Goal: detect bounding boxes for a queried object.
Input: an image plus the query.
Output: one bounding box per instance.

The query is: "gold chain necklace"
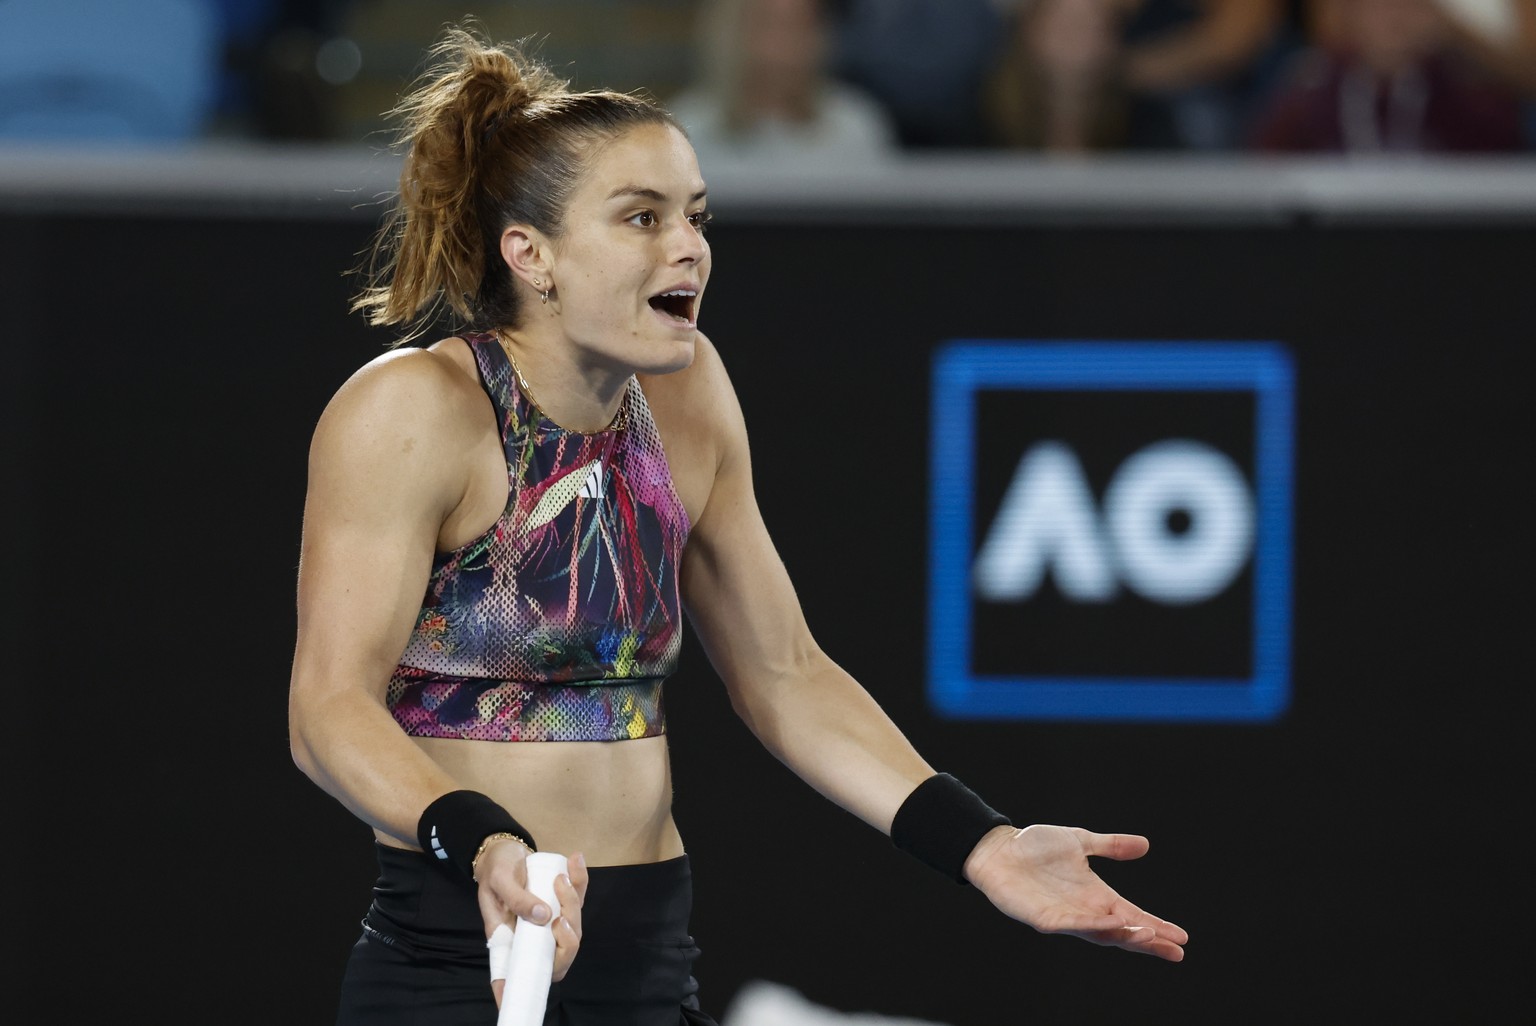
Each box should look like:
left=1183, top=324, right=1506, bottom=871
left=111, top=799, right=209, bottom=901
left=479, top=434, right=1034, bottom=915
left=493, top=330, right=628, bottom=434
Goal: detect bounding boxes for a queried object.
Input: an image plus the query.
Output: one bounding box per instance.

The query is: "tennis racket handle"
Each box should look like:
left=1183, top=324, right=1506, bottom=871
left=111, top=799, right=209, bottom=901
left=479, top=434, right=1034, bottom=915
left=497, top=852, right=568, bottom=1026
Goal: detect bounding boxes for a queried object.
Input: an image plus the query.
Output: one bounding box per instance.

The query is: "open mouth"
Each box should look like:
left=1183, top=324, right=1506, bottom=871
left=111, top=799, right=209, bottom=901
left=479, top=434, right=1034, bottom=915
left=648, top=289, right=697, bottom=325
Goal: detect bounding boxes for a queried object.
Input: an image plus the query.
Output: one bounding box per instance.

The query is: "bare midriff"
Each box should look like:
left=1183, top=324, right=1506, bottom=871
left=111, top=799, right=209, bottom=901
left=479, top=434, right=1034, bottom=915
left=375, top=734, right=684, bottom=866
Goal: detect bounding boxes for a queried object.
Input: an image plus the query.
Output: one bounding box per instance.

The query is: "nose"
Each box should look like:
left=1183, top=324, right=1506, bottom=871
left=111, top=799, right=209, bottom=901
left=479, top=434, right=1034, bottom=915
left=667, top=215, right=705, bottom=264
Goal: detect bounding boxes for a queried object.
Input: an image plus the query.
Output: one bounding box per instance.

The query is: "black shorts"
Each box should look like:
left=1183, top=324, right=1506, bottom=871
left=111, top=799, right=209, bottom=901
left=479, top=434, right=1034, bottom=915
left=336, top=843, right=718, bottom=1026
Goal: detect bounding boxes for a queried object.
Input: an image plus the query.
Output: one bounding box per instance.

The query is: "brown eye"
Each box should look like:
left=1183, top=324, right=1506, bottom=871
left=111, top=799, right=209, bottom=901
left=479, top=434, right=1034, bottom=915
left=630, top=211, right=657, bottom=228
left=688, top=211, right=713, bottom=233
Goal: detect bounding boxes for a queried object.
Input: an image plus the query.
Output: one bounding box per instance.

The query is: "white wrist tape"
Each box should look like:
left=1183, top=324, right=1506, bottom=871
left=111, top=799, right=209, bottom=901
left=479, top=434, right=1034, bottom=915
left=487, top=922, right=514, bottom=982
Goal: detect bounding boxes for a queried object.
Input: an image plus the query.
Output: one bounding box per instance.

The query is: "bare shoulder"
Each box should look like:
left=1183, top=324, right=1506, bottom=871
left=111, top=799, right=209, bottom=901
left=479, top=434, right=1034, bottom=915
left=313, top=337, right=485, bottom=455
left=305, top=338, right=493, bottom=533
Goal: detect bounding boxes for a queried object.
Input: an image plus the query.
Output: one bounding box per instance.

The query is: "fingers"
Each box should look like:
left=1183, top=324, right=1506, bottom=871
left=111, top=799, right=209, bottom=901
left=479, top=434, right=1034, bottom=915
left=478, top=887, right=547, bottom=939
left=1115, top=925, right=1186, bottom=962
left=551, top=912, right=582, bottom=981
left=483, top=854, right=587, bottom=988
left=1080, top=830, right=1151, bottom=862
left=567, top=851, right=589, bottom=898
left=478, top=886, right=508, bottom=938
left=1070, top=906, right=1188, bottom=962
left=1111, top=895, right=1188, bottom=946
left=479, top=875, right=552, bottom=928
left=1047, top=892, right=1189, bottom=962
left=480, top=852, right=585, bottom=933
left=476, top=842, right=555, bottom=928
left=1100, top=926, right=1186, bottom=961
left=1068, top=921, right=1187, bottom=962
left=554, top=855, right=586, bottom=933
left=550, top=853, right=586, bottom=982
left=1074, top=832, right=1185, bottom=959
left=1126, top=909, right=1188, bottom=947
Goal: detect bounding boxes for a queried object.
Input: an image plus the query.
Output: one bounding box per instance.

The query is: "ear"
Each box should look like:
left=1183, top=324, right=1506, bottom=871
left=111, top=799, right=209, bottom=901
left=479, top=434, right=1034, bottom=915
left=499, top=224, right=554, bottom=291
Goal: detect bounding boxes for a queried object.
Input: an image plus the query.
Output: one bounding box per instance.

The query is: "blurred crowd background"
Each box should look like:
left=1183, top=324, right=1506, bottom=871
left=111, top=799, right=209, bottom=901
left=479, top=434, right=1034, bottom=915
left=2, top=0, right=1534, bottom=159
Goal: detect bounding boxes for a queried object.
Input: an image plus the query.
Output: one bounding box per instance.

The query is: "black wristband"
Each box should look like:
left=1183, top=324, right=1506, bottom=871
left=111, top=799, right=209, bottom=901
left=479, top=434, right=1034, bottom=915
left=415, top=790, right=537, bottom=880
left=890, top=772, right=1012, bottom=885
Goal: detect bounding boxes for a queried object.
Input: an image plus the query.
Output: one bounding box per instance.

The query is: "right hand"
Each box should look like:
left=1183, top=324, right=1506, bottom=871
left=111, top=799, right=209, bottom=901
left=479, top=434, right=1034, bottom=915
left=476, top=839, right=590, bottom=1001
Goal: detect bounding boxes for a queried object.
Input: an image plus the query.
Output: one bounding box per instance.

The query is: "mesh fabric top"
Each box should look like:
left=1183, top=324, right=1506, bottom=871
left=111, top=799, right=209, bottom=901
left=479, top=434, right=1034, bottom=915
left=386, top=333, right=691, bottom=742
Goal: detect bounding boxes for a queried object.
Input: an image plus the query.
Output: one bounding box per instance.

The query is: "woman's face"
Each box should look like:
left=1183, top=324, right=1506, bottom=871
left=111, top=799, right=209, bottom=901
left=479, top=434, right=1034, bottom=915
left=743, top=0, right=825, bottom=93
left=546, top=122, right=712, bottom=376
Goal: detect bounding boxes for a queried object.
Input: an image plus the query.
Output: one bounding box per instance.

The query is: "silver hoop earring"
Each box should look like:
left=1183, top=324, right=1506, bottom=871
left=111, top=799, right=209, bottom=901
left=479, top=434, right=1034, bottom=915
left=541, top=289, right=551, bottom=305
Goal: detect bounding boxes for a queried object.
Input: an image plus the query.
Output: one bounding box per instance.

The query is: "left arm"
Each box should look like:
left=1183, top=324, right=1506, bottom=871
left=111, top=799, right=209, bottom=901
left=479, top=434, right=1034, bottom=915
left=673, top=338, right=1188, bottom=961
left=676, top=336, right=934, bottom=835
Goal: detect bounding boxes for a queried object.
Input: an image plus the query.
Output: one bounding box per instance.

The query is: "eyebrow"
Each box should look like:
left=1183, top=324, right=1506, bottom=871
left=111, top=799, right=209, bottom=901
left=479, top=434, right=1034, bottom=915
left=607, top=185, right=709, bottom=204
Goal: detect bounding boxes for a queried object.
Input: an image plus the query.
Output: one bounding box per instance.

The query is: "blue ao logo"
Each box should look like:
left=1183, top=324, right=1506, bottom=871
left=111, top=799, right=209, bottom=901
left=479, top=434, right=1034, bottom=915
left=927, top=341, right=1294, bottom=723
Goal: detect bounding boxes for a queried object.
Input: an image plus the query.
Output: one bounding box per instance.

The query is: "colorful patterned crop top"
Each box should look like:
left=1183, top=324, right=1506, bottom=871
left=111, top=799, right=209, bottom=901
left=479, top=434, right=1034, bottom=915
left=386, top=332, right=691, bottom=742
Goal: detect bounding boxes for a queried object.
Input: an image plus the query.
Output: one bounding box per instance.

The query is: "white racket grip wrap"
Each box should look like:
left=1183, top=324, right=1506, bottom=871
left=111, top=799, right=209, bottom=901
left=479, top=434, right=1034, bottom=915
left=487, top=923, right=514, bottom=982
left=497, top=852, right=568, bottom=1026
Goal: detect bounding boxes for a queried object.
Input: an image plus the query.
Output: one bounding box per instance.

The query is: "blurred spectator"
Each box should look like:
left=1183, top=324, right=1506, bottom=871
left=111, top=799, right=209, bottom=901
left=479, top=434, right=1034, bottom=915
left=666, top=0, right=899, bottom=163
left=1336, top=0, right=1536, bottom=145
left=1248, top=0, right=1527, bottom=153
left=987, top=0, right=1296, bottom=153
left=1314, top=0, right=1536, bottom=94
left=830, top=0, right=1009, bottom=147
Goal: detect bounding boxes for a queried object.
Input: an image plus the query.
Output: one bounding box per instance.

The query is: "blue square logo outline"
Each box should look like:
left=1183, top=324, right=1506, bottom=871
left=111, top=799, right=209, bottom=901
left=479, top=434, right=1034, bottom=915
left=927, top=340, right=1295, bottom=723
